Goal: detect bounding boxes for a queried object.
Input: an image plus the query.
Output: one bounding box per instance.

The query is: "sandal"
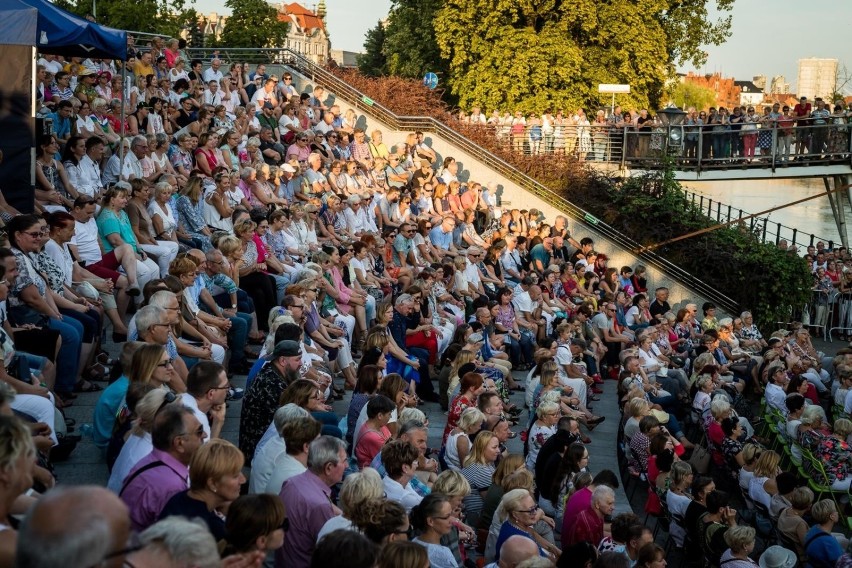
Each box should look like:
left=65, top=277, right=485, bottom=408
left=73, top=380, right=103, bottom=393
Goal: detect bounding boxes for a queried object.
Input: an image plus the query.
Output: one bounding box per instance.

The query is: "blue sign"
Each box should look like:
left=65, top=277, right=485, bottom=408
left=423, top=72, right=438, bottom=90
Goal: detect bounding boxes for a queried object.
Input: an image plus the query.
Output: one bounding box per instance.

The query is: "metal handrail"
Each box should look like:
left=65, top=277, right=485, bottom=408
left=187, top=47, right=741, bottom=313
left=679, top=189, right=835, bottom=251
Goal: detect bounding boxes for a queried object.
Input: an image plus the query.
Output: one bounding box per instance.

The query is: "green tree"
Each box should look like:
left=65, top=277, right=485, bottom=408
left=383, top=0, right=448, bottom=80
left=220, top=0, right=289, bottom=49
left=54, top=0, right=196, bottom=37
left=358, top=20, right=388, bottom=77
left=434, top=0, right=734, bottom=113
left=668, top=81, right=717, bottom=111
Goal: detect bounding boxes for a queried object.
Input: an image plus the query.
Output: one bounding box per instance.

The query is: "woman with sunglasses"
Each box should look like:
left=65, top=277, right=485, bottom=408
left=6, top=215, right=88, bottom=404
left=492, top=489, right=552, bottom=563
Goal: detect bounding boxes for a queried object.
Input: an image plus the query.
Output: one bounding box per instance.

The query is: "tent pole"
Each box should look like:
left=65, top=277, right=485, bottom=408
left=119, top=62, right=126, bottom=173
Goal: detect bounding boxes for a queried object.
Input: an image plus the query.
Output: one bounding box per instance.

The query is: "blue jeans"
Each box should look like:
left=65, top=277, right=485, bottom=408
left=227, top=313, right=250, bottom=365
left=50, top=316, right=83, bottom=393
left=214, top=290, right=255, bottom=314
left=59, top=307, right=100, bottom=342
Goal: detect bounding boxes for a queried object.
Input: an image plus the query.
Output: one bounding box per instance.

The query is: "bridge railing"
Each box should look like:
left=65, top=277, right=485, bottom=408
left=183, top=46, right=742, bottom=313
left=679, top=189, right=834, bottom=252
left=480, top=121, right=852, bottom=172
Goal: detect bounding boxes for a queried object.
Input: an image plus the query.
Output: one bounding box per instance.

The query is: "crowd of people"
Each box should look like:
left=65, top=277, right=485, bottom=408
left=0, top=37, right=844, bottom=568
left=456, top=97, right=852, bottom=164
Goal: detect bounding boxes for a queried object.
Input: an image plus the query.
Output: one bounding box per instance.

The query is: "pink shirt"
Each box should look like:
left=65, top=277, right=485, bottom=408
left=120, top=448, right=190, bottom=531
left=561, top=486, right=592, bottom=543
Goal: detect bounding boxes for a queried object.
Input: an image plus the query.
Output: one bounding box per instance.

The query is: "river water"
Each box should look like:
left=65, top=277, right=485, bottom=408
left=681, top=177, right=852, bottom=249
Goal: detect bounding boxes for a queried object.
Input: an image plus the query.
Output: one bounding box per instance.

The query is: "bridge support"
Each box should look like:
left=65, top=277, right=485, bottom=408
left=825, top=175, right=851, bottom=249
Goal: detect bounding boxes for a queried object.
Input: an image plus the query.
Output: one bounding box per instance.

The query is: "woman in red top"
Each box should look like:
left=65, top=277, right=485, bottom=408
left=443, top=372, right=484, bottom=443
left=194, top=131, right=223, bottom=177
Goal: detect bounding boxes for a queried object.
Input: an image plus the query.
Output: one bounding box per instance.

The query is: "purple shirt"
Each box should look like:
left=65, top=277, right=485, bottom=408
left=276, top=470, right=335, bottom=568
left=120, top=448, right=190, bottom=531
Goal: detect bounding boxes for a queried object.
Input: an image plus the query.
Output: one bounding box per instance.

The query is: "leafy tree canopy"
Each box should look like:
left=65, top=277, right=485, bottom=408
left=433, top=0, right=734, bottom=113
left=668, top=81, right=718, bottom=111
left=383, top=0, right=447, bottom=80
left=219, top=0, right=289, bottom=49
left=358, top=20, right=388, bottom=77
left=53, top=0, right=196, bottom=38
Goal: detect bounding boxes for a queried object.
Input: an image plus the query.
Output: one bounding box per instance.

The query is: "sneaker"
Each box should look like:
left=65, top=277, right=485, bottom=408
left=593, top=374, right=604, bottom=385
left=227, top=387, right=245, bottom=401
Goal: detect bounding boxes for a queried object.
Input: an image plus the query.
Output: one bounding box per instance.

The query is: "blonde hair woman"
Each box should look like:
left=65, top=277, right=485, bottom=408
left=748, top=450, right=781, bottom=511
left=447, top=350, right=476, bottom=399
left=432, top=469, right=474, bottom=562
left=488, top=489, right=560, bottom=564
left=460, top=430, right=501, bottom=528
left=444, top=406, right=485, bottom=471
left=0, top=416, right=36, bottom=565
left=107, top=387, right=175, bottom=493
left=317, top=467, right=383, bottom=541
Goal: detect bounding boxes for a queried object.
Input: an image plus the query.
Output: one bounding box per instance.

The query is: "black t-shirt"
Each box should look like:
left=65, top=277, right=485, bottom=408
left=649, top=299, right=671, bottom=322
left=159, top=490, right=226, bottom=542
left=411, top=168, right=434, bottom=189
left=637, top=116, right=653, bottom=132
left=259, top=140, right=279, bottom=164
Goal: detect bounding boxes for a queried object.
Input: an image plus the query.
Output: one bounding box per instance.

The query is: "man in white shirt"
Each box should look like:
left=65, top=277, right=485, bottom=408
left=342, top=195, right=367, bottom=236
left=380, top=440, right=423, bottom=514
left=765, top=364, right=789, bottom=416
left=314, top=112, right=335, bottom=136
left=183, top=361, right=228, bottom=440
left=264, top=416, right=321, bottom=495
left=463, top=248, right=486, bottom=297
left=74, top=137, right=106, bottom=199
left=500, top=235, right=523, bottom=285
left=249, top=404, right=310, bottom=494
left=202, top=58, right=223, bottom=85
left=251, top=78, right=278, bottom=109
left=513, top=283, right=543, bottom=337
left=203, top=80, right=222, bottom=106
left=121, top=136, right=148, bottom=181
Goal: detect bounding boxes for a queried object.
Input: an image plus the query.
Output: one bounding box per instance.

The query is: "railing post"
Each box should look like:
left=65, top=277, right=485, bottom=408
left=771, top=125, right=777, bottom=171
left=620, top=127, right=627, bottom=170
left=791, top=229, right=797, bottom=249
left=762, top=219, right=767, bottom=242
left=727, top=204, right=731, bottom=221
left=776, top=223, right=781, bottom=245
left=717, top=201, right=721, bottom=222
left=697, top=130, right=703, bottom=172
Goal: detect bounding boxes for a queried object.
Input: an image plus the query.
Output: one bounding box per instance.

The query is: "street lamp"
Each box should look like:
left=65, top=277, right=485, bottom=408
left=657, top=104, right=687, bottom=154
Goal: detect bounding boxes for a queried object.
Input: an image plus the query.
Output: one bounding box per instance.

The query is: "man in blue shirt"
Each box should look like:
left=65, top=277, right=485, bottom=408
left=49, top=100, right=74, bottom=146
left=428, top=216, right=459, bottom=260
left=389, top=294, right=437, bottom=402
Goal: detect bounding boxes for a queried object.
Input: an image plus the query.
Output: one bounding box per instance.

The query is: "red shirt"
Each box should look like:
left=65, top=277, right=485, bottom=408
left=568, top=507, right=604, bottom=547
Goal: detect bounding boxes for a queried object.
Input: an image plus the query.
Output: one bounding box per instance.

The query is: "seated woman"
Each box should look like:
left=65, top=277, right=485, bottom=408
left=222, top=494, right=285, bottom=559
left=35, top=134, right=76, bottom=213
left=804, top=500, right=846, bottom=568
left=0, top=414, right=42, bottom=565
left=125, top=179, right=179, bottom=277
left=718, top=525, right=759, bottom=568
left=491, top=489, right=555, bottom=563
left=0, top=263, right=58, bottom=445
left=443, top=407, right=485, bottom=472
left=30, top=216, right=104, bottom=383
left=813, top=418, right=852, bottom=491
left=280, top=379, right=342, bottom=439
left=317, top=246, right=369, bottom=346
left=6, top=215, right=88, bottom=403
left=224, top=223, right=277, bottom=332
left=201, top=170, right=235, bottom=233
left=410, top=494, right=459, bottom=567
left=159, top=439, right=245, bottom=541
left=175, top=177, right=214, bottom=252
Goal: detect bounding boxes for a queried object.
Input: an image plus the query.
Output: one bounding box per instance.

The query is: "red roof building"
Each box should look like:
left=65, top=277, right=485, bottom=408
left=276, top=1, right=330, bottom=64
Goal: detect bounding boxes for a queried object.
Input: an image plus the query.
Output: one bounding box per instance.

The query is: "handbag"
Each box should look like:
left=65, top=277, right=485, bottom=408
left=688, top=445, right=711, bottom=474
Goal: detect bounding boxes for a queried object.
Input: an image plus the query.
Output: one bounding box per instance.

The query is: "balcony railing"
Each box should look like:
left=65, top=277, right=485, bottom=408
left=459, top=121, right=852, bottom=172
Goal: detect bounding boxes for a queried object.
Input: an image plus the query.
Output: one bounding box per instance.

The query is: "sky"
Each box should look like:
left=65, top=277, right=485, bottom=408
left=192, top=0, right=851, bottom=92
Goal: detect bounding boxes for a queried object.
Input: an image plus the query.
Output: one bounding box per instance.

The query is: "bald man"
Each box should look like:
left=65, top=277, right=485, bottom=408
left=486, top=534, right=541, bottom=568
left=16, top=486, right=131, bottom=568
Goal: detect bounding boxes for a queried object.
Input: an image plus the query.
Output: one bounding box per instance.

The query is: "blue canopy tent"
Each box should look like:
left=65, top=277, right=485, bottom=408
left=0, top=0, right=127, bottom=60
left=0, top=0, right=127, bottom=211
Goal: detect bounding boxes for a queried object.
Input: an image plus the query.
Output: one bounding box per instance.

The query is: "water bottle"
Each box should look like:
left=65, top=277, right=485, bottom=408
left=80, top=424, right=94, bottom=440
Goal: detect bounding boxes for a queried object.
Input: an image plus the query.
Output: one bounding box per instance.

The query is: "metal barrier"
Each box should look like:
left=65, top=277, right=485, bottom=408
left=469, top=121, right=852, bottom=171
left=184, top=47, right=741, bottom=314
left=679, top=189, right=835, bottom=251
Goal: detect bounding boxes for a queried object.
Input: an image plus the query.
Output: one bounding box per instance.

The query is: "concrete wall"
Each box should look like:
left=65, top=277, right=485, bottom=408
left=286, top=69, right=726, bottom=317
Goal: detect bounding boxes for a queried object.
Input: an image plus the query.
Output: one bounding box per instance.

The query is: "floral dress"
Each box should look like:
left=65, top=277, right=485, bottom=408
left=721, top=436, right=743, bottom=480
left=443, top=394, right=474, bottom=443
left=175, top=195, right=213, bottom=252
left=814, top=436, right=851, bottom=486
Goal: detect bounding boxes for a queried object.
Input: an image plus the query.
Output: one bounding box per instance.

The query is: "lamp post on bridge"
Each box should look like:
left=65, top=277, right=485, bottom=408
left=657, top=104, right=687, bottom=156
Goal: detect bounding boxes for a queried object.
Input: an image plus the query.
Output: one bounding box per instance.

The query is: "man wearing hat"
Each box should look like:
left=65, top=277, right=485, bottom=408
left=239, top=340, right=303, bottom=460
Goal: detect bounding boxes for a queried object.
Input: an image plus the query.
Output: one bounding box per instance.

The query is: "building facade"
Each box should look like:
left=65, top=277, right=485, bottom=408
left=275, top=1, right=331, bottom=64
left=797, top=58, right=838, bottom=101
